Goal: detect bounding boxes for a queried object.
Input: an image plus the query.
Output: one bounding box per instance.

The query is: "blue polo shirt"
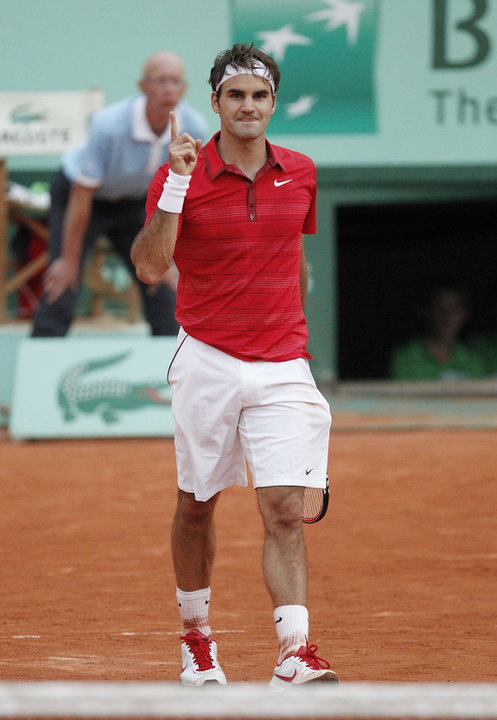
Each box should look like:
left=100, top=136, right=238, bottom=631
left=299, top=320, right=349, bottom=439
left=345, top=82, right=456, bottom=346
left=62, top=95, right=208, bottom=201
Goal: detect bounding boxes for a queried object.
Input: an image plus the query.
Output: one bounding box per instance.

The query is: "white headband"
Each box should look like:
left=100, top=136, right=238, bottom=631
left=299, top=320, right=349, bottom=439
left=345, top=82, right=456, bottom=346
left=215, top=62, right=275, bottom=93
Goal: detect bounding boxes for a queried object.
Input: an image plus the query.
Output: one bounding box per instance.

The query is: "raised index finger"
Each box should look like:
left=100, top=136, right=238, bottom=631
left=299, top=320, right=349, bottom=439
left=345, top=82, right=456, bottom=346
left=170, top=111, right=178, bottom=141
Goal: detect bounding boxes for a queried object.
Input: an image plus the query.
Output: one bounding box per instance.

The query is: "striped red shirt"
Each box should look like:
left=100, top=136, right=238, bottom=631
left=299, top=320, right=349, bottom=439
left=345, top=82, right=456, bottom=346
left=146, top=132, right=316, bottom=361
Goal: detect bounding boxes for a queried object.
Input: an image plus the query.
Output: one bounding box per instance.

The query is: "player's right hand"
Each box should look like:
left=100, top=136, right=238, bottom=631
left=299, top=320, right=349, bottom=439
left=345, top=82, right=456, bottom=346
left=168, top=111, right=202, bottom=176
left=43, top=257, right=78, bottom=304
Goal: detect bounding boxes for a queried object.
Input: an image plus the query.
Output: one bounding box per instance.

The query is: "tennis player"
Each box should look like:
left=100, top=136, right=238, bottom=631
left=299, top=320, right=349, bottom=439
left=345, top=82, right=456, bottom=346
left=131, top=43, right=338, bottom=689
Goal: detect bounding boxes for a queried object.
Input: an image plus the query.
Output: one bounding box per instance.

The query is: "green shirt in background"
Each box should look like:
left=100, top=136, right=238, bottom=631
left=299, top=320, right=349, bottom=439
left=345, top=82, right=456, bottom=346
left=467, top=334, right=497, bottom=377
left=390, top=338, right=488, bottom=381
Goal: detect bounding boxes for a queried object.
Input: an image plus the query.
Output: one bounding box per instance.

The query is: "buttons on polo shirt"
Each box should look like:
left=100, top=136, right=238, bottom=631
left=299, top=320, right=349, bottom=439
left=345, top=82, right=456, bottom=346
left=247, top=183, right=256, bottom=222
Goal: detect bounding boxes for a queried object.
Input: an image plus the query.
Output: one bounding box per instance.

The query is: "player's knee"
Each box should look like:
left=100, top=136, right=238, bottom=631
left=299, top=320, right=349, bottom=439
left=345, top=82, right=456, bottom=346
left=176, top=490, right=218, bottom=526
left=259, top=488, right=302, bottom=535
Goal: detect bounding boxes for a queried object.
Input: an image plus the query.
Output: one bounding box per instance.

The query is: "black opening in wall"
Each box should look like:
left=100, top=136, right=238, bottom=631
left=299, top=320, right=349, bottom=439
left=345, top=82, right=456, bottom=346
left=336, top=198, right=497, bottom=380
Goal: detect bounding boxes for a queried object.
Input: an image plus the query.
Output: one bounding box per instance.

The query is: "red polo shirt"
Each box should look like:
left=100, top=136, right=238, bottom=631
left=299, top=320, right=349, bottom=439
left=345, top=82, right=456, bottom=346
left=146, top=132, right=316, bottom=361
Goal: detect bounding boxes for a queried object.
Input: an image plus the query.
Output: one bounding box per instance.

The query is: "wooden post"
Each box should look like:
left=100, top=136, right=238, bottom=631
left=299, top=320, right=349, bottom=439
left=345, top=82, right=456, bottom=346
left=0, top=159, right=7, bottom=323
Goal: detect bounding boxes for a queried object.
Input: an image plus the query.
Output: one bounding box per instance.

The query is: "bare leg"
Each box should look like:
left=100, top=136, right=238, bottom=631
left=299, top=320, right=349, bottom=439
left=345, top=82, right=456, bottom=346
left=171, top=489, right=220, bottom=591
left=256, top=485, right=307, bottom=607
left=172, top=490, right=227, bottom=686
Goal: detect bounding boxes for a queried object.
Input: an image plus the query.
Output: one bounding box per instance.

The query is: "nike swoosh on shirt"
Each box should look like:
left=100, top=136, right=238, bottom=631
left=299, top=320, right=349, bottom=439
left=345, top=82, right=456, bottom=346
left=274, top=178, right=293, bottom=187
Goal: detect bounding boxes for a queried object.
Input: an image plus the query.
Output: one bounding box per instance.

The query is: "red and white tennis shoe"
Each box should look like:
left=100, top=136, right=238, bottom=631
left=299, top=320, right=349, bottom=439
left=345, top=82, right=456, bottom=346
left=180, top=629, right=227, bottom=687
left=269, top=642, right=339, bottom=689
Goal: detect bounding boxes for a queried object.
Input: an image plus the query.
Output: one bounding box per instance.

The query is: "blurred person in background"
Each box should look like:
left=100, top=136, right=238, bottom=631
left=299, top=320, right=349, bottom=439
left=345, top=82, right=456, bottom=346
left=468, top=285, right=497, bottom=377
left=390, top=279, right=487, bottom=380
left=31, top=50, right=208, bottom=337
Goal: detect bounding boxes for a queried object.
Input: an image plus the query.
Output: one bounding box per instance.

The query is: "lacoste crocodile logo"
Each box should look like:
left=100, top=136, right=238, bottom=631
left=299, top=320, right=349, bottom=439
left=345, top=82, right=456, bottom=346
left=10, top=103, right=47, bottom=124
left=57, top=350, right=171, bottom=424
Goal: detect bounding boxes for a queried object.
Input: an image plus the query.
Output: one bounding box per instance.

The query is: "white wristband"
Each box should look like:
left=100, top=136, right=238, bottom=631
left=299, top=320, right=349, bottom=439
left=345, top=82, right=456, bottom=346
left=157, top=169, right=191, bottom=214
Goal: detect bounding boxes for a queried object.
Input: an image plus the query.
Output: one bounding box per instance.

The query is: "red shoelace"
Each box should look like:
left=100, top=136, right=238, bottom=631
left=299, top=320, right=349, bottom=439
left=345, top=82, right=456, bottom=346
left=295, top=643, right=331, bottom=670
left=181, top=630, right=215, bottom=671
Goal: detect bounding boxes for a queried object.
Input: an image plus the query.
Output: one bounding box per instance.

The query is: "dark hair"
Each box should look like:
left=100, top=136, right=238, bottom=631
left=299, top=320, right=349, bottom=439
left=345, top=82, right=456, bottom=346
left=208, top=43, right=280, bottom=95
left=421, top=277, right=470, bottom=309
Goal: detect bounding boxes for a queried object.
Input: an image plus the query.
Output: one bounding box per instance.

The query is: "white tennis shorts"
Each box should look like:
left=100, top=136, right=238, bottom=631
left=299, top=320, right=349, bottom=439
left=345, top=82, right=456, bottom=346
left=167, top=329, right=332, bottom=502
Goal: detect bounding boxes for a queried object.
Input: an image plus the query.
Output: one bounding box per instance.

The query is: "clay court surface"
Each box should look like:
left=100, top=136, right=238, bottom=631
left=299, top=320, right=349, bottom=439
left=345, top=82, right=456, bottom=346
left=1, top=426, right=496, bottom=683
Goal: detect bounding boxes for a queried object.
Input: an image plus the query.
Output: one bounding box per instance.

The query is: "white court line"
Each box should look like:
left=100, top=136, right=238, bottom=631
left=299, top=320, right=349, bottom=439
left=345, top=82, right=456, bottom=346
left=116, top=629, right=246, bottom=636
left=7, top=629, right=246, bottom=640
left=0, top=682, right=497, bottom=718
left=47, top=657, right=102, bottom=662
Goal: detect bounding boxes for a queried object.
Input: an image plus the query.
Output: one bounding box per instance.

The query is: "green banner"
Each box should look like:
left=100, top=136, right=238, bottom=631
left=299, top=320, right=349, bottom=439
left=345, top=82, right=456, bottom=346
left=232, top=0, right=378, bottom=134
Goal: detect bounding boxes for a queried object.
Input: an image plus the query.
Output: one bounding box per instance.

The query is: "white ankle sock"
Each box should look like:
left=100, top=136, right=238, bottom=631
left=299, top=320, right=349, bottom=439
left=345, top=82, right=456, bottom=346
left=176, top=587, right=211, bottom=636
left=274, top=604, right=309, bottom=662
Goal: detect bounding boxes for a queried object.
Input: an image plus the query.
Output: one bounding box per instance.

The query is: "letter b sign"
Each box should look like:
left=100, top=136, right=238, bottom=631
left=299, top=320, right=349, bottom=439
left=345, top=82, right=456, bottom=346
left=433, top=0, right=491, bottom=68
